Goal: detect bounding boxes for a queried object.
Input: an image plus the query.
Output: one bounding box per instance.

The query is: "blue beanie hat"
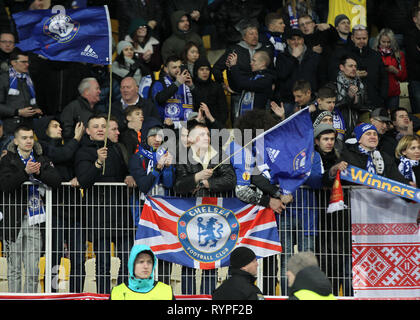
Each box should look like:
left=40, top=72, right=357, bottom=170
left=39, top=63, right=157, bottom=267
left=353, top=123, right=378, bottom=142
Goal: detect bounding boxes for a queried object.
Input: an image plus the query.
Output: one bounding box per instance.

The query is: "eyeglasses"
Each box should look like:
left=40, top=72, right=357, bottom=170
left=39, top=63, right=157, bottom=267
left=0, top=40, right=14, bottom=45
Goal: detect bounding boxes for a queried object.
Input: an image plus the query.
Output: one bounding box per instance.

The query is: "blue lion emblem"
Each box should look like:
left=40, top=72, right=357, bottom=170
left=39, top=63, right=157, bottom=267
left=197, top=217, right=223, bottom=247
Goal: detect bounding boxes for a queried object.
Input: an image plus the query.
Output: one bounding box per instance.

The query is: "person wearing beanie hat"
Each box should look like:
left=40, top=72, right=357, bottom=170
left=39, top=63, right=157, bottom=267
left=191, top=57, right=228, bottom=130
left=312, top=110, right=333, bottom=127
left=334, top=14, right=350, bottom=28
left=313, top=123, right=346, bottom=187
left=110, top=244, right=175, bottom=300
left=212, top=247, right=264, bottom=300
left=124, top=18, right=162, bottom=73
left=113, top=41, right=146, bottom=85
left=129, top=117, right=175, bottom=196
left=337, top=122, right=409, bottom=184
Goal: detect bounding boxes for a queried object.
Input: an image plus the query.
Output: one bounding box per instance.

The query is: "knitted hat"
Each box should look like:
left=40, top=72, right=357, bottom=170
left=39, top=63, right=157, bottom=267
left=314, top=123, right=336, bottom=139
left=229, top=247, right=256, bottom=269
left=312, top=110, right=333, bottom=127
left=128, top=18, right=148, bottom=36
left=117, top=41, right=133, bottom=55
left=353, top=123, right=378, bottom=142
left=334, top=14, right=350, bottom=27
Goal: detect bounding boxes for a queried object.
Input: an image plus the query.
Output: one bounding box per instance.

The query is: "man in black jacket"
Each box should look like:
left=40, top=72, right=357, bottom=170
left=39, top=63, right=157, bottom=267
left=328, top=25, right=388, bottom=109
left=174, top=120, right=236, bottom=197
left=212, top=21, right=272, bottom=125
left=227, top=50, right=275, bottom=119
left=212, top=246, right=264, bottom=300
left=0, top=50, right=43, bottom=135
left=273, top=28, right=320, bottom=115
left=111, top=76, right=160, bottom=131
left=74, top=114, right=133, bottom=294
left=60, top=77, right=101, bottom=140
left=0, top=125, right=61, bottom=293
left=338, top=123, right=410, bottom=185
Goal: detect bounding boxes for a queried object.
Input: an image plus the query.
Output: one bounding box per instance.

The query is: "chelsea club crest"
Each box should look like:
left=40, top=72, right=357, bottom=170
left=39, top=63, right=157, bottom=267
left=43, top=13, right=80, bottom=43
left=178, top=204, right=239, bottom=263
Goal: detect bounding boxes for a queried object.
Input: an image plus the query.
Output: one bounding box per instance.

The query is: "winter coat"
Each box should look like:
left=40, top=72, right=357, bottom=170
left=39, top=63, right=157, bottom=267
left=117, top=0, right=163, bottom=40
left=404, top=24, right=420, bottom=82
left=379, top=50, right=407, bottom=97
left=229, top=66, right=275, bottom=110
left=0, top=141, right=61, bottom=242
left=33, top=116, right=80, bottom=182
left=74, top=136, right=129, bottom=229
left=110, top=96, right=161, bottom=131
left=174, top=146, right=236, bottom=196
left=338, top=143, right=409, bottom=185
left=128, top=118, right=175, bottom=195
left=212, top=268, right=264, bottom=300
left=212, top=42, right=272, bottom=93
left=274, top=46, right=321, bottom=104
left=328, top=42, right=388, bottom=108
left=60, top=96, right=96, bottom=140
left=160, top=10, right=206, bottom=63
left=0, top=71, right=41, bottom=135
left=289, top=265, right=335, bottom=300
left=192, top=59, right=228, bottom=128
left=166, top=0, right=209, bottom=35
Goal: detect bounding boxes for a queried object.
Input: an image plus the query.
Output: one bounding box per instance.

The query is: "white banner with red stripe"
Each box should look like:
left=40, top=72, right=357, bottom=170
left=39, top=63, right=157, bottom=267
left=351, top=189, right=420, bottom=298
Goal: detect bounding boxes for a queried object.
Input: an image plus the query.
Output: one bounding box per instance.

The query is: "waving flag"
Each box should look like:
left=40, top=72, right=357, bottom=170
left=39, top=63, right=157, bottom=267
left=135, top=196, right=282, bottom=270
left=13, top=6, right=112, bottom=65
left=255, top=107, right=314, bottom=194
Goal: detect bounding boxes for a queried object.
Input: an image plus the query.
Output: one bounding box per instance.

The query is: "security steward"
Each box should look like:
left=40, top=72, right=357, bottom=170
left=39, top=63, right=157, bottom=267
left=110, top=244, right=175, bottom=300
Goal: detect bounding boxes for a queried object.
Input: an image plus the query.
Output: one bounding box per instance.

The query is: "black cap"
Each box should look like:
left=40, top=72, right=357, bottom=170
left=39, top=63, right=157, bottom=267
left=229, top=247, right=256, bottom=269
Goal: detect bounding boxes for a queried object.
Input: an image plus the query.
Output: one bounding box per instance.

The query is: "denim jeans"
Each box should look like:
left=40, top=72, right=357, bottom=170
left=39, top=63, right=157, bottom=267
left=6, top=215, right=43, bottom=293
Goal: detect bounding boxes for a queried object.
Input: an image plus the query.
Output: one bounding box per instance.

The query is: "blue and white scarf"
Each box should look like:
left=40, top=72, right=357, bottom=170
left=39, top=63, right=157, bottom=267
left=163, top=75, right=193, bottom=124
left=136, top=144, right=167, bottom=199
left=238, top=74, right=264, bottom=117
left=265, top=32, right=286, bottom=58
left=18, top=149, right=46, bottom=226
left=332, top=108, right=346, bottom=140
left=9, top=66, right=36, bottom=105
left=358, top=145, right=384, bottom=175
left=398, top=156, right=418, bottom=183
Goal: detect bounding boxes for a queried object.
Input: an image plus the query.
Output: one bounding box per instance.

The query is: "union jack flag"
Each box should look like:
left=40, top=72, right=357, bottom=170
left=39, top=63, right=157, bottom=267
left=135, top=196, right=282, bottom=269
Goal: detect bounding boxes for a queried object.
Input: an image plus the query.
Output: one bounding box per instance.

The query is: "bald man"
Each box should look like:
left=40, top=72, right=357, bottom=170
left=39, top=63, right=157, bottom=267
left=110, top=77, right=160, bottom=130
left=228, top=50, right=276, bottom=118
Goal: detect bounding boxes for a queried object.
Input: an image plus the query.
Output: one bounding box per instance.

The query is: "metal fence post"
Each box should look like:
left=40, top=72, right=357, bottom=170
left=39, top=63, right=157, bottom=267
left=44, top=187, right=52, bottom=293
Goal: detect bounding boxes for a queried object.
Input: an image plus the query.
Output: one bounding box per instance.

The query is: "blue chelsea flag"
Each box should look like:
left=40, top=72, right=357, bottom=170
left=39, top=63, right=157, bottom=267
left=255, top=107, right=314, bottom=195
left=13, top=6, right=112, bottom=65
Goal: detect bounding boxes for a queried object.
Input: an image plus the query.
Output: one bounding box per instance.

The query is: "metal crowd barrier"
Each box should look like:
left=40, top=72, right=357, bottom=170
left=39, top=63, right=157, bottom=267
left=0, top=183, right=354, bottom=297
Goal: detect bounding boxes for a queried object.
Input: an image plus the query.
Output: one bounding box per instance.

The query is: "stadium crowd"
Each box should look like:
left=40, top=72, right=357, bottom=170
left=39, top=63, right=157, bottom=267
left=0, top=0, right=420, bottom=299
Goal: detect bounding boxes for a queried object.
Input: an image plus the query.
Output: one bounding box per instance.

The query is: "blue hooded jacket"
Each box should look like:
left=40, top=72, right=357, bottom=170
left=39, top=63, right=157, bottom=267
left=127, top=244, right=157, bottom=293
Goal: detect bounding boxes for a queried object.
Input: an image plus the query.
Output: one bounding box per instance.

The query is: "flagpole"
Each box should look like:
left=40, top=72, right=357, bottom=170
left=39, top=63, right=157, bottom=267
left=212, top=107, right=310, bottom=170
left=102, top=64, right=112, bottom=175
left=102, top=4, right=113, bottom=175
